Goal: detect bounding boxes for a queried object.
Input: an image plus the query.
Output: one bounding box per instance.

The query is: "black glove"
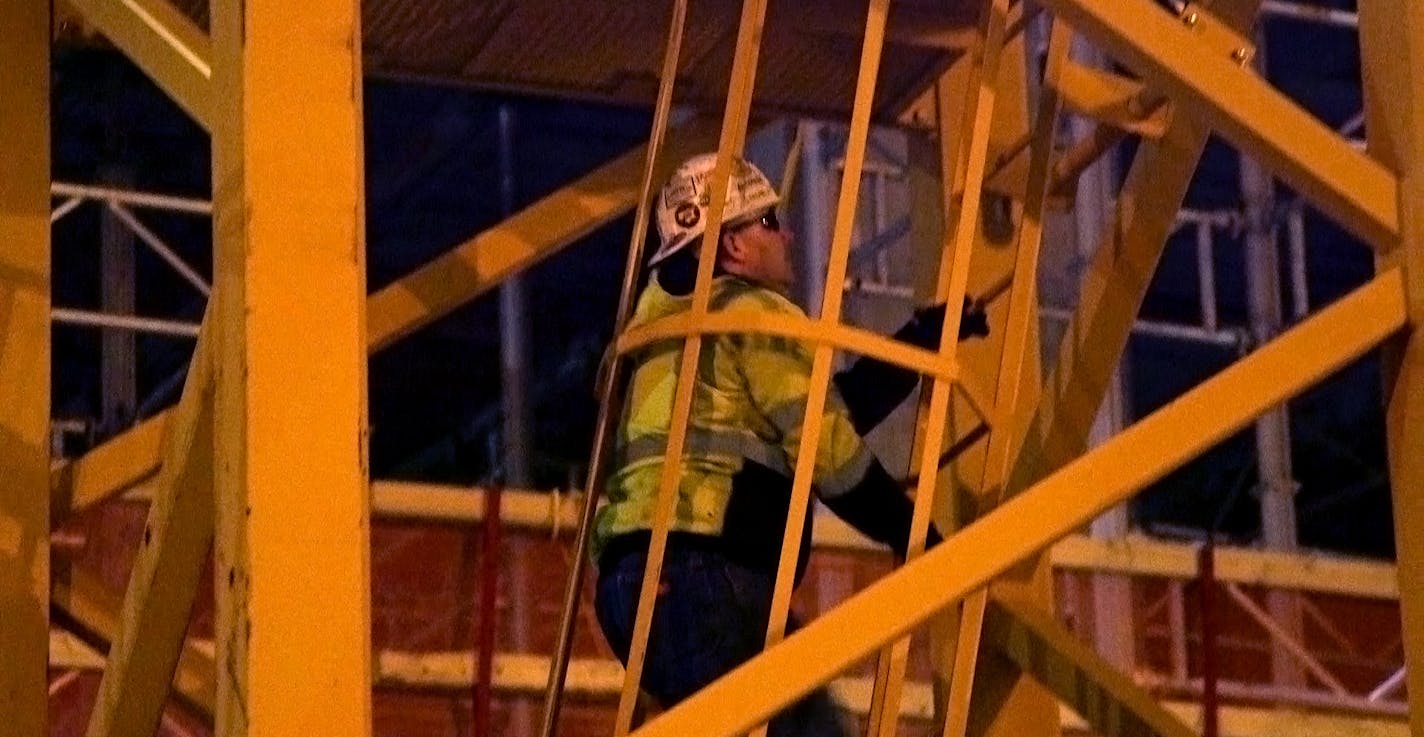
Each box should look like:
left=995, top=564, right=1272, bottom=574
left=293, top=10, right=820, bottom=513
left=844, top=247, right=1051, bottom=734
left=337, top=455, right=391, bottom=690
left=896, top=298, right=991, bottom=351
left=895, top=303, right=947, bottom=349
left=959, top=297, right=990, bottom=340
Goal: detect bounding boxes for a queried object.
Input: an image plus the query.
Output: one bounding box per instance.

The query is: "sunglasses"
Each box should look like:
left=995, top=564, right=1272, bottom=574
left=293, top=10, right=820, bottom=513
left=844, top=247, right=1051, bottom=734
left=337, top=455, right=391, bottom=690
left=734, top=209, right=781, bottom=233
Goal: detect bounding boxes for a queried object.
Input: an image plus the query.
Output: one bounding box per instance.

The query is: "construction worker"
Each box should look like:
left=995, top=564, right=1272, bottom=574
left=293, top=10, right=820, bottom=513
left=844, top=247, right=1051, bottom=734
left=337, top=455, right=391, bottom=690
left=591, top=153, right=987, bottom=735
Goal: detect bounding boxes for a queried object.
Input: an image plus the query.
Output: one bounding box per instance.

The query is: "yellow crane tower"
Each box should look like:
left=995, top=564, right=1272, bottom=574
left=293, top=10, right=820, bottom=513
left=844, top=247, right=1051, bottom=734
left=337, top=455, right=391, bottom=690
left=2, top=1, right=1420, bottom=736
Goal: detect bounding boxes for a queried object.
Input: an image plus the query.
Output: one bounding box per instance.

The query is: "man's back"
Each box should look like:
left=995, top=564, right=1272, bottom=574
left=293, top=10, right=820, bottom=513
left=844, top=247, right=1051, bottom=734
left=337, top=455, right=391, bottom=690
left=592, top=273, right=872, bottom=571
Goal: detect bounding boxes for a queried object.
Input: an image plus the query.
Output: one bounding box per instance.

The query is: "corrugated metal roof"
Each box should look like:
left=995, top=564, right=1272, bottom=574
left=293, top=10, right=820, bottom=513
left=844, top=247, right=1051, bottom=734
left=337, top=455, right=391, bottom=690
left=59, top=0, right=980, bottom=121
left=372, top=0, right=976, bottom=120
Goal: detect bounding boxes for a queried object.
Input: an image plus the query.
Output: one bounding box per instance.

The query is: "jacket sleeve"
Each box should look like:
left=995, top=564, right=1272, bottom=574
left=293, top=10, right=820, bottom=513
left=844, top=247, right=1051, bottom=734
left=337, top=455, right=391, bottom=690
left=727, top=290, right=941, bottom=557
left=724, top=290, right=878, bottom=500
left=817, top=457, right=920, bottom=557
left=833, top=355, right=919, bottom=435
left=833, top=301, right=991, bottom=434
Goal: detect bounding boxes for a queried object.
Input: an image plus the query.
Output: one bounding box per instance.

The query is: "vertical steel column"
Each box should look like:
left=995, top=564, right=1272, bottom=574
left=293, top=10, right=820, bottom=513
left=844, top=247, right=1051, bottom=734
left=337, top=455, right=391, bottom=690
left=777, top=4, right=896, bottom=735
left=495, top=103, right=535, bottom=737
left=539, top=4, right=687, bottom=733
left=1196, top=222, right=1220, bottom=330
left=1198, top=541, right=1220, bottom=737
left=1238, top=29, right=1305, bottom=689
left=798, top=120, right=831, bottom=316
left=1287, top=207, right=1310, bottom=320
left=473, top=487, right=503, bottom=737
left=937, top=3, right=1024, bottom=732
left=612, top=1, right=766, bottom=731
left=100, top=168, right=138, bottom=434
left=498, top=104, right=533, bottom=489
left=1072, top=35, right=1136, bottom=672
left=0, top=2, right=51, bottom=733
left=1360, top=1, right=1424, bottom=734
left=942, top=12, right=1061, bottom=737
left=210, top=0, right=371, bottom=734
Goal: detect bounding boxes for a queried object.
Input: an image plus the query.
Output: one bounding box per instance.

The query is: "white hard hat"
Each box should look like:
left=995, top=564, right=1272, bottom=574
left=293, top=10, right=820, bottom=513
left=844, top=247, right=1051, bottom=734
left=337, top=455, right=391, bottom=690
left=650, top=153, right=781, bottom=266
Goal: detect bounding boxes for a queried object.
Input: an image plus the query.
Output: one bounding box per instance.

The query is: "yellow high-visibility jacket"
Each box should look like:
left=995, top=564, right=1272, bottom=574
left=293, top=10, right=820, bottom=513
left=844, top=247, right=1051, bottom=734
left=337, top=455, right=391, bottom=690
left=592, top=273, right=918, bottom=573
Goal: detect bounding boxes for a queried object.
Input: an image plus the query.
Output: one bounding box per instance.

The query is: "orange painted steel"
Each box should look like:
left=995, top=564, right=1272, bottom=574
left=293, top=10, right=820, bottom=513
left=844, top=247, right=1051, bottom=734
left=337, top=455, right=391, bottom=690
left=1359, top=1, right=1424, bottom=733
left=614, top=311, right=984, bottom=419
left=611, top=0, right=769, bottom=732
left=625, top=270, right=1406, bottom=737
left=539, top=3, right=688, bottom=735
left=0, top=2, right=52, bottom=731
left=757, top=3, right=891, bottom=736
left=942, top=18, right=1072, bottom=737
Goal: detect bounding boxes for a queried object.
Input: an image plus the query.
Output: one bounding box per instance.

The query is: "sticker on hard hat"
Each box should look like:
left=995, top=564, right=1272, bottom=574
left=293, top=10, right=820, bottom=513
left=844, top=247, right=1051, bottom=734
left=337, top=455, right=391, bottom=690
left=663, top=177, right=699, bottom=208
left=674, top=202, right=700, bottom=228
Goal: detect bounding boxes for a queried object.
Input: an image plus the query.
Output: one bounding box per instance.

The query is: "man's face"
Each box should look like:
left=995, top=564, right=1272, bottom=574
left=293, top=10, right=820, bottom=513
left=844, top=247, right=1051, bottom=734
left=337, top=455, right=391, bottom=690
left=723, top=209, right=795, bottom=293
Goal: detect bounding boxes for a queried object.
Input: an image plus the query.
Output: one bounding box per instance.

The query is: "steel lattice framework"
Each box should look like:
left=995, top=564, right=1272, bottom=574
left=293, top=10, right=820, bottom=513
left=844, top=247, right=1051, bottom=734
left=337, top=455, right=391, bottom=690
left=1, top=0, right=1420, bottom=736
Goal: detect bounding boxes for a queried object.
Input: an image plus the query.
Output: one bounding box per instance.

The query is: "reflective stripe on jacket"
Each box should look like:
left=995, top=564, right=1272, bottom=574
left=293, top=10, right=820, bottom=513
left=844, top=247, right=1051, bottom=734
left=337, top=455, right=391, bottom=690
left=591, top=274, right=873, bottom=564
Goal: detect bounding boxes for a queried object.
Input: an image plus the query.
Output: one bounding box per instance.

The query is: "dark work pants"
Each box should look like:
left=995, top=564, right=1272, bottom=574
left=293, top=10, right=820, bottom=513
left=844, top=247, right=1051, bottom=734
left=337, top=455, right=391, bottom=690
left=595, top=545, right=853, bottom=737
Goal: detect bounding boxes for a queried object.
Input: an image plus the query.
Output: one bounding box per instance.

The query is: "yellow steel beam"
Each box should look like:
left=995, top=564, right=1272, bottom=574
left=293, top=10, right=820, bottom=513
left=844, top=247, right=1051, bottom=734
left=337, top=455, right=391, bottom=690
left=914, top=51, right=981, bottom=727
left=53, top=122, right=722, bottom=521
left=613, top=0, right=766, bottom=728
left=768, top=7, right=889, bottom=736
left=1043, top=0, right=1398, bottom=249
left=627, top=270, right=1407, bottom=737
left=210, top=0, right=370, bottom=733
left=1166, top=703, right=1408, bottom=737
left=84, top=326, right=214, bottom=737
left=614, top=302, right=998, bottom=418
left=0, top=1, right=51, bottom=731
left=51, top=412, right=166, bottom=518
left=994, top=42, right=1266, bottom=737
left=987, top=68, right=1166, bottom=206
left=1004, top=1, right=1248, bottom=504
left=370, top=486, right=1395, bottom=600
left=41, top=640, right=1415, bottom=737
left=1359, top=1, right=1424, bottom=733
left=63, top=0, right=212, bottom=130
left=51, top=568, right=215, bottom=716
left=1057, top=62, right=1169, bottom=139
left=1047, top=122, right=1141, bottom=202
left=984, top=595, right=1195, bottom=737
left=366, top=118, right=720, bottom=353
left=1051, top=533, right=1400, bottom=599
left=50, top=627, right=105, bottom=670
left=112, top=480, right=1406, bottom=597
left=944, top=19, right=1070, bottom=737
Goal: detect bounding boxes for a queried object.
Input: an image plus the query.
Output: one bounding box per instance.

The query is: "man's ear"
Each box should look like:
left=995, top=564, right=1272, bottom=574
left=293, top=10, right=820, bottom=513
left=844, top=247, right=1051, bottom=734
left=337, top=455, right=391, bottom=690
left=719, top=228, right=750, bottom=263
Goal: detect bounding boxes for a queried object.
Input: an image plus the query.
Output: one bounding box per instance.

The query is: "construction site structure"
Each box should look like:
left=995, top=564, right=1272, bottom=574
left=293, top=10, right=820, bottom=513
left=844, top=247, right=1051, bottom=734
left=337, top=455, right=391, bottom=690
left=1, top=0, right=1420, bottom=736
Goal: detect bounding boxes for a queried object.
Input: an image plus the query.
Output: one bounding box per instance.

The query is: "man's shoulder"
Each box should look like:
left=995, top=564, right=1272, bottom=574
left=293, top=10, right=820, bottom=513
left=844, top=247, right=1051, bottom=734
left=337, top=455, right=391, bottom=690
left=712, top=277, right=803, bottom=316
